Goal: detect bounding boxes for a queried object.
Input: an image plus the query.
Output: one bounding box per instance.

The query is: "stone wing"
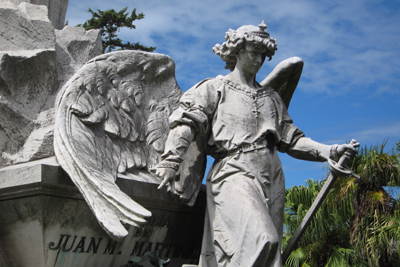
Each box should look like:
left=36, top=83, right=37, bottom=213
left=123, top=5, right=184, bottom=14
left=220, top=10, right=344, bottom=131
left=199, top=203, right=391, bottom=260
left=54, top=51, right=183, bottom=240
left=261, top=57, right=304, bottom=109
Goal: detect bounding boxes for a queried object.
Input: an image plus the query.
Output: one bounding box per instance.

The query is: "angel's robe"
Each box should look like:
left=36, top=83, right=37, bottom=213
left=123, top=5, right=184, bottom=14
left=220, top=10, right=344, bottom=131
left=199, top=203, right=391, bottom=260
left=158, top=76, right=332, bottom=267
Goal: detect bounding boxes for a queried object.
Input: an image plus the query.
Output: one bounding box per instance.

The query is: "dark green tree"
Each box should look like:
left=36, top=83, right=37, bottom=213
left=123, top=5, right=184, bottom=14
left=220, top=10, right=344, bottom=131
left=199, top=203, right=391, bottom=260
left=284, top=179, right=354, bottom=267
left=283, top=141, right=400, bottom=267
left=341, top=141, right=400, bottom=266
left=78, top=7, right=156, bottom=53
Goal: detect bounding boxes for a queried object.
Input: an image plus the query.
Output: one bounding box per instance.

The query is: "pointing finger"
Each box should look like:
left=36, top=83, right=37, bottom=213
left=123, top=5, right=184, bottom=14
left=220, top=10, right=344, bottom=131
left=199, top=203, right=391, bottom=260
left=158, top=178, right=169, bottom=190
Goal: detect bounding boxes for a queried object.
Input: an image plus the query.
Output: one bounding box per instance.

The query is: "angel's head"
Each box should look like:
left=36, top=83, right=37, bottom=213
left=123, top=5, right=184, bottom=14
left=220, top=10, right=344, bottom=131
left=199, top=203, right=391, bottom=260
left=213, top=21, right=278, bottom=71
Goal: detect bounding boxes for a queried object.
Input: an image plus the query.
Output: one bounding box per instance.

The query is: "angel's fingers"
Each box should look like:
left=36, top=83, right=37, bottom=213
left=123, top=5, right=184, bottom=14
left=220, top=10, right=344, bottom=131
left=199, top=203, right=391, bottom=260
left=158, top=178, right=169, bottom=190
left=347, top=144, right=359, bottom=154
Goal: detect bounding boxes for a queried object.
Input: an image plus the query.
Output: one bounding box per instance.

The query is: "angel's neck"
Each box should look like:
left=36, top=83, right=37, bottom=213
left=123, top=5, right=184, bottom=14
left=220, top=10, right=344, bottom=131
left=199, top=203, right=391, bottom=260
left=226, top=69, right=257, bottom=89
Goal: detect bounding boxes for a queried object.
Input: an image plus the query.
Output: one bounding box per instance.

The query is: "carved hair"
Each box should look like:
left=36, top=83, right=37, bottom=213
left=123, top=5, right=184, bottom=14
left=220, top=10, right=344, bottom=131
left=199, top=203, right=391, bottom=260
left=213, top=23, right=278, bottom=71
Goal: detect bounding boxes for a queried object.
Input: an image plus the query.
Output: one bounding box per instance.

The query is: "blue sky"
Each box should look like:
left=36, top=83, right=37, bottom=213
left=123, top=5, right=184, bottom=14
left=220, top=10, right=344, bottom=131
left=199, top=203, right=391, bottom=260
left=66, top=0, right=400, bottom=188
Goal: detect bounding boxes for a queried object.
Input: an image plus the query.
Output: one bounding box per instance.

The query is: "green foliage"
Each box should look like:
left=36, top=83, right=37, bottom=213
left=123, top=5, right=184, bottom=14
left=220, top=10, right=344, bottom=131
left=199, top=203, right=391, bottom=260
left=285, top=247, right=310, bottom=267
left=284, top=141, right=400, bottom=267
left=349, top=142, right=400, bottom=266
left=325, top=247, right=355, bottom=267
left=78, top=7, right=156, bottom=53
left=360, top=210, right=400, bottom=266
left=284, top=179, right=353, bottom=267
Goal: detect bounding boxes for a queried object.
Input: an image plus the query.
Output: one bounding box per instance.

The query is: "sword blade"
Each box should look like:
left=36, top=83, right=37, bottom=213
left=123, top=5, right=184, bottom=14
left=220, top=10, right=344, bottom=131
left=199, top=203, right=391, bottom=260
left=282, top=172, right=338, bottom=262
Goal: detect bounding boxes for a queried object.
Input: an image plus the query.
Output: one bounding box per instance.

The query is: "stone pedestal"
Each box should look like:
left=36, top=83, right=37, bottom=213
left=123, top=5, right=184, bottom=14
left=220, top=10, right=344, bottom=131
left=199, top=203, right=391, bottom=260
left=0, top=158, right=206, bottom=266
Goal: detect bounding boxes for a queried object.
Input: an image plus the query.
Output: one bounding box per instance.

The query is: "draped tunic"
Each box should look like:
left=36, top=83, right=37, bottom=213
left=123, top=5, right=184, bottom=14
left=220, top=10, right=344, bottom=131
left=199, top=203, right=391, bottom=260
left=158, top=76, right=331, bottom=267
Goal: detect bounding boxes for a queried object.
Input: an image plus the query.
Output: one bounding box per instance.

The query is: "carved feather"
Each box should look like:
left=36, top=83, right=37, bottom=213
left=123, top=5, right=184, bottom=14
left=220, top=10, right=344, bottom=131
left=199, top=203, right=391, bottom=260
left=146, top=104, right=170, bottom=153
left=54, top=51, right=184, bottom=240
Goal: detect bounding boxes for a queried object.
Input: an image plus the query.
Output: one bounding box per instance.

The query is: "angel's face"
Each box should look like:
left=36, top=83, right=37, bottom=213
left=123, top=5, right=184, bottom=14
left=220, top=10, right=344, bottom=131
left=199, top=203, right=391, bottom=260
left=236, top=43, right=266, bottom=75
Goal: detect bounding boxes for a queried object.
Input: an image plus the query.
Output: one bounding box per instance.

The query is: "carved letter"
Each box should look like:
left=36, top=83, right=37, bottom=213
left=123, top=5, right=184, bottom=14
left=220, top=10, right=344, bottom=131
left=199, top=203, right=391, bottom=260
left=103, top=240, right=118, bottom=254
left=86, top=237, right=103, bottom=253
left=73, top=237, right=86, bottom=253
left=62, top=235, right=77, bottom=252
left=49, top=235, right=65, bottom=250
left=130, top=241, right=145, bottom=256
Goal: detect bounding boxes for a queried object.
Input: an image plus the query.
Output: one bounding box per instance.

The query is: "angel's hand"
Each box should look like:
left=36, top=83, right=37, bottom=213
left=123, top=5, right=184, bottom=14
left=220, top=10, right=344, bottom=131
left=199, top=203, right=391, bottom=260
left=336, top=139, right=360, bottom=162
left=154, top=167, right=177, bottom=190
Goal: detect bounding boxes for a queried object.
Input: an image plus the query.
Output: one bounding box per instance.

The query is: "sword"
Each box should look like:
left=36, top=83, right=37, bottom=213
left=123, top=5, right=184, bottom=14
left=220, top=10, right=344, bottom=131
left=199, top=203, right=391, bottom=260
left=282, top=139, right=360, bottom=263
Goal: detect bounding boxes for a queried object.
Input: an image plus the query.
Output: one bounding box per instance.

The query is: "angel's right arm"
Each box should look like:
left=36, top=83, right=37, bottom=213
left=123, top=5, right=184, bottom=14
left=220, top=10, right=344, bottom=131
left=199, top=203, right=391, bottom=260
left=156, top=124, right=196, bottom=171
left=156, top=79, right=220, bottom=171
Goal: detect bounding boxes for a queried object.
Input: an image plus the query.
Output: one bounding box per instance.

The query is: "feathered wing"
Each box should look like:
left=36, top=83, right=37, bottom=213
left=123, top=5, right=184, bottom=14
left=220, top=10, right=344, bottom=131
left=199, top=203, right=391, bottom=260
left=261, top=57, right=304, bottom=109
left=54, top=51, right=183, bottom=240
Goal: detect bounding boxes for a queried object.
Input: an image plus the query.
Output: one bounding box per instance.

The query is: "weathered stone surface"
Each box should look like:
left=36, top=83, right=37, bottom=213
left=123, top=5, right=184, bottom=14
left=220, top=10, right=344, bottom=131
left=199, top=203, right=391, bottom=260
left=55, top=26, right=102, bottom=85
left=0, top=1, right=55, bottom=51
left=0, top=49, right=58, bottom=118
left=0, top=1, right=102, bottom=167
left=0, top=159, right=205, bottom=267
left=0, top=48, right=58, bottom=165
left=1, top=108, right=56, bottom=165
left=0, top=100, right=38, bottom=158
left=4, top=0, right=69, bottom=29
left=54, top=50, right=205, bottom=241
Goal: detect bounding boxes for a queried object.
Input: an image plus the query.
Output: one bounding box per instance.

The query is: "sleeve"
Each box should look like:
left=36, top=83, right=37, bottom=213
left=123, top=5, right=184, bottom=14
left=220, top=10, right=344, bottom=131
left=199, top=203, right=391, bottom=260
left=156, top=79, right=220, bottom=170
left=273, top=91, right=305, bottom=153
left=286, top=137, right=333, bottom=162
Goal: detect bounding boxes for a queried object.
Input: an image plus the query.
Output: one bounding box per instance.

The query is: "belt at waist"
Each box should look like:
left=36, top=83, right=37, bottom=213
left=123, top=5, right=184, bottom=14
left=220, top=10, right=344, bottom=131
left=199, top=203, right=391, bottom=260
left=227, top=139, right=269, bottom=156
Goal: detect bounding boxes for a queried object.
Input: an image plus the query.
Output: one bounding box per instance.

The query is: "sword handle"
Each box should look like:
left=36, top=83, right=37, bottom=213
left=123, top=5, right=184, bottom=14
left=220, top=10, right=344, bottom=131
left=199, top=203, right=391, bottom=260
left=330, top=139, right=360, bottom=178
left=338, top=139, right=359, bottom=165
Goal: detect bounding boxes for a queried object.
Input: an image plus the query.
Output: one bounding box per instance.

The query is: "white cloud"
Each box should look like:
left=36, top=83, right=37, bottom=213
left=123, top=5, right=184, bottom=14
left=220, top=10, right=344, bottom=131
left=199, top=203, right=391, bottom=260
left=64, top=0, right=400, bottom=186
left=65, top=0, right=400, bottom=97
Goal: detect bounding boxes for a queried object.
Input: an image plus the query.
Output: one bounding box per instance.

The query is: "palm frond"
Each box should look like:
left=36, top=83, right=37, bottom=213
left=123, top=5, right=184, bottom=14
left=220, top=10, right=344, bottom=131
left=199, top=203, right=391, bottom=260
left=326, top=246, right=355, bottom=267
left=284, top=247, right=305, bottom=267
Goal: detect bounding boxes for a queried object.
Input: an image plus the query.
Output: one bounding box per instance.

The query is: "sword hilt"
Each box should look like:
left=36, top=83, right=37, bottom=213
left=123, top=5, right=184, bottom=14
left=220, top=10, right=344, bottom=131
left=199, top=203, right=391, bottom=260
left=329, top=139, right=360, bottom=178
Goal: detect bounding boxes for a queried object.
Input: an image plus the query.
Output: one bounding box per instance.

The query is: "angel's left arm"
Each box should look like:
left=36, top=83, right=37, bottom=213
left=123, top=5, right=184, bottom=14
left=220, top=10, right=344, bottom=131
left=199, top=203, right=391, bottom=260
left=285, top=137, right=334, bottom=162
left=277, top=121, right=334, bottom=162
left=274, top=95, right=336, bottom=162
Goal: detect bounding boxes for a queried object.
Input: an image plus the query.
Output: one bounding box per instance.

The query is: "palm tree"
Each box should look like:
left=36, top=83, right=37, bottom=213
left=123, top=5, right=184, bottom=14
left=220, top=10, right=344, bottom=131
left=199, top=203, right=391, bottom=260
left=284, top=179, right=353, bottom=266
left=342, top=141, right=400, bottom=266
left=284, top=141, right=400, bottom=267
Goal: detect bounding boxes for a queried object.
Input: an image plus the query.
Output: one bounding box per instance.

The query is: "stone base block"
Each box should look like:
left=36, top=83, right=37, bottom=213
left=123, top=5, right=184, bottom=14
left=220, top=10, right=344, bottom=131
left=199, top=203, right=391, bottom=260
left=0, top=158, right=206, bottom=266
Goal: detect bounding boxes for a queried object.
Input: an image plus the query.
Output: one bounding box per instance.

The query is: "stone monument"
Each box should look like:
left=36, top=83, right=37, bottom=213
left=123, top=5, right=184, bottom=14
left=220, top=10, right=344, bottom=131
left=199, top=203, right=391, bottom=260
left=4, top=0, right=69, bottom=29
left=54, top=50, right=206, bottom=240
left=0, top=0, right=102, bottom=167
left=0, top=1, right=359, bottom=266
left=0, top=1, right=205, bottom=266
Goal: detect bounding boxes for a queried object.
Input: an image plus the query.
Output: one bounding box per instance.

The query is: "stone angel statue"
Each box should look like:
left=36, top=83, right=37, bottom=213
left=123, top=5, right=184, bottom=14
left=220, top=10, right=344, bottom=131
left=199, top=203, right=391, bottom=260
left=55, top=21, right=357, bottom=266
left=152, top=22, right=358, bottom=267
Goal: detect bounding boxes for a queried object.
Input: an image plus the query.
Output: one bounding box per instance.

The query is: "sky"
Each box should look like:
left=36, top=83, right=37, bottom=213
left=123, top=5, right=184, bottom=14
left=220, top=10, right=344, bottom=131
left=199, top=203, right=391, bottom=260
left=66, top=0, right=400, bottom=188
